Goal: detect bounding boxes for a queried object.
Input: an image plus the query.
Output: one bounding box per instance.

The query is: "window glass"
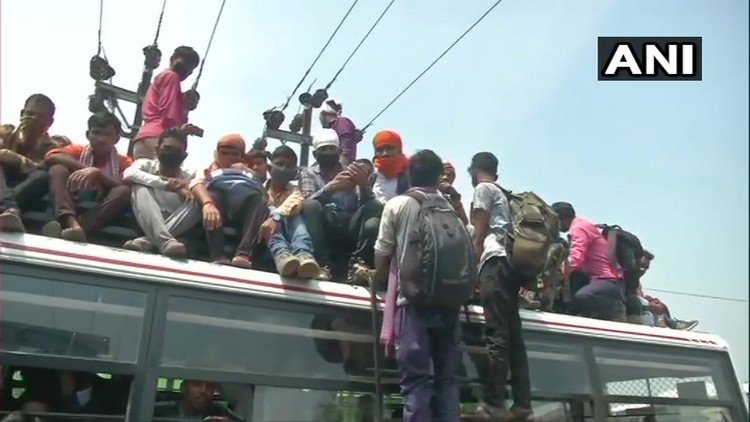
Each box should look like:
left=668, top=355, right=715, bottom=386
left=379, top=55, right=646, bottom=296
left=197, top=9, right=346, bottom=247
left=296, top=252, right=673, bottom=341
left=152, top=377, right=251, bottom=421
left=1, top=272, right=147, bottom=362
left=252, top=386, right=394, bottom=422
left=607, top=403, right=734, bottom=421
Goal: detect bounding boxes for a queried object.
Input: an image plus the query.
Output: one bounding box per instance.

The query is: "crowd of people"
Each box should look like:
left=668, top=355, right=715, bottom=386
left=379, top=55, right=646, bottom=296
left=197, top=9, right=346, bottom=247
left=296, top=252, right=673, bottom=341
left=0, top=45, right=698, bottom=422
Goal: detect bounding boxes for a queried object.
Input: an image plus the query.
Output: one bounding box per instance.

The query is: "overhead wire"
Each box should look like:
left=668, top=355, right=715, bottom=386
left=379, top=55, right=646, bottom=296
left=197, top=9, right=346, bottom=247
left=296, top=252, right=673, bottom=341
left=280, top=0, right=360, bottom=111
left=362, top=0, right=504, bottom=131
left=645, top=288, right=749, bottom=303
left=152, top=0, right=168, bottom=45
left=324, top=0, right=397, bottom=90
left=96, top=0, right=104, bottom=55
left=192, top=0, right=228, bottom=90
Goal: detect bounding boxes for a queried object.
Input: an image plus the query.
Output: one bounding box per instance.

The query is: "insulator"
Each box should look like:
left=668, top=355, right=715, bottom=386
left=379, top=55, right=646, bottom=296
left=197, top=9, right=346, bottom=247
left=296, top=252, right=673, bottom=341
left=263, top=109, right=285, bottom=130
left=354, top=129, right=364, bottom=144
left=88, top=93, right=107, bottom=113
left=143, top=44, right=162, bottom=70
left=298, top=92, right=312, bottom=107
left=89, top=55, right=116, bottom=81
left=184, top=89, right=200, bottom=111
left=311, top=89, right=328, bottom=108
left=289, top=113, right=304, bottom=133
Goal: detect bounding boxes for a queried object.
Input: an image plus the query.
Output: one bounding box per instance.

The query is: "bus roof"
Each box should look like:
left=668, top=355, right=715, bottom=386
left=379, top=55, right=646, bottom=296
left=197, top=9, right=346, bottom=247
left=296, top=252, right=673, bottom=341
left=0, top=232, right=728, bottom=352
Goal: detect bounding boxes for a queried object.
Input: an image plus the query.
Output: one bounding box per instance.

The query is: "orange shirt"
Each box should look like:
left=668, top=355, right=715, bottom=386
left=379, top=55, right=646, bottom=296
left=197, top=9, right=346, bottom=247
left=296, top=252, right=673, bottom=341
left=46, top=144, right=133, bottom=176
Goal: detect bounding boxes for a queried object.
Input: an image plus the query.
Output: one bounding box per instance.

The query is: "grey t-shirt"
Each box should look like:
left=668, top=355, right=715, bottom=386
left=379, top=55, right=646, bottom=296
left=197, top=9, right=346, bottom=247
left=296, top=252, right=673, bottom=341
left=471, top=182, right=511, bottom=270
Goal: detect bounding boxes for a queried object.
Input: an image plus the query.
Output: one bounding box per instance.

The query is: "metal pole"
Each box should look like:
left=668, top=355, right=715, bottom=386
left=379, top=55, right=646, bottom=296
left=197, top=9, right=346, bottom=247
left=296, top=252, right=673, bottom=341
left=300, top=105, right=313, bottom=167
left=127, top=67, right=155, bottom=156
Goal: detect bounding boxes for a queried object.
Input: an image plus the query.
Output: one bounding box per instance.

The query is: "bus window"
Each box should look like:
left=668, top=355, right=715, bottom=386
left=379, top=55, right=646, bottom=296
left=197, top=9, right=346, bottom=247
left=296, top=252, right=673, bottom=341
left=0, top=270, right=147, bottom=362
left=251, top=386, right=388, bottom=422
left=152, top=378, right=250, bottom=421
left=607, top=403, right=735, bottom=421
left=0, top=365, right=130, bottom=421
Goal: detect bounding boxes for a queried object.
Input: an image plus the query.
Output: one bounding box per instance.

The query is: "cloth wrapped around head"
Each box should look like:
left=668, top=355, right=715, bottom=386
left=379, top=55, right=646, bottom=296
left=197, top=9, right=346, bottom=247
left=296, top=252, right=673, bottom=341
left=373, top=130, right=409, bottom=179
left=321, top=99, right=342, bottom=116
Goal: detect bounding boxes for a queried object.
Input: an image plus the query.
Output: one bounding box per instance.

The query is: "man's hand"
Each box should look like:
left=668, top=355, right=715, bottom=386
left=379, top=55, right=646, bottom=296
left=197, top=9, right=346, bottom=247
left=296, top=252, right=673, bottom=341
left=68, top=167, right=101, bottom=190
left=202, top=202, right=222, bottom=230
left=231, top=162, right=252, bottom=172
left=260, top=217, right=280, bottom=242
left=347, top=162, right=370, bottom=188
left=331, top=171, right=355, bottom=191
left=181, top=123, right=204, bottom=137
left=178, top=188, right=194, bottom=202
left=166, top=178, right=189, bottom=192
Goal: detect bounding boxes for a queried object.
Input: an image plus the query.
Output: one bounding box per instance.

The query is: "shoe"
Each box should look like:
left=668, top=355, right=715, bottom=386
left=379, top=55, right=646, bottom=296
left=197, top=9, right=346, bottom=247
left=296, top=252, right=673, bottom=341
left=675, top=319, right=699, bottom=331
left=519, top=289, right=542, bottom=311
left=508, top=405, right=534, bottom=421
left=61, top=226, right=87, bottom=242
left=212, top=258, right=231, bottom=266
left=42, top=221, right=62, bottom=238
left=461, top=404, right=512, bottom=421
left=231, top=254, right=253, bottom=268
left=317, top=266, right=332, bottom=281
left=274, top=250, right=299, bottom=276
left=0, top=208, right=25, bottom=232
left=295, top=251, right=320, bottom=279
left=123, top=238, right=152, bottom=252
left=162, top=240, right=187, bottom=259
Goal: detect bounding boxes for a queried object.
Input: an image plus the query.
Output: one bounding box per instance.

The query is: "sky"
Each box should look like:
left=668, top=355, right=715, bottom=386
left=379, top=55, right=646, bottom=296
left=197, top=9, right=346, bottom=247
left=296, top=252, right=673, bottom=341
left=1, top=0, right=748, bottom=382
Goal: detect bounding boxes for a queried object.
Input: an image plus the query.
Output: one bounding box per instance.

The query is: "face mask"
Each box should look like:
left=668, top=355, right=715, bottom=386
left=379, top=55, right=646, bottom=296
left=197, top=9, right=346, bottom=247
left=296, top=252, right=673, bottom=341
left=316, top=152, right=339, bottom=169
left=158, top=150, right=186, bottom=167
left=270, top=165, right=296, bottom=185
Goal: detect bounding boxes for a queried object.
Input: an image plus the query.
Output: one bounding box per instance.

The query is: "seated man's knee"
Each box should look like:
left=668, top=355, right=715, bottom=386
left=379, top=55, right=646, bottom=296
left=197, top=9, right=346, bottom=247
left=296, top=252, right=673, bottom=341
left=362, top=217, right=380, bottom=238
left=48, top=164, right=70, bottom=177
left=303, top=199, right=323, bottom=215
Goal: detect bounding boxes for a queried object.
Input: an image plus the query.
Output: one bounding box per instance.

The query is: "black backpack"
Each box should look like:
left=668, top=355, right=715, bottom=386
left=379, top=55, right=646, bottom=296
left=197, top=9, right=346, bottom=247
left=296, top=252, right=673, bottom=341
left=399, top=190, right=477, bottom=309
left=598, top=224, right=645, bottom=292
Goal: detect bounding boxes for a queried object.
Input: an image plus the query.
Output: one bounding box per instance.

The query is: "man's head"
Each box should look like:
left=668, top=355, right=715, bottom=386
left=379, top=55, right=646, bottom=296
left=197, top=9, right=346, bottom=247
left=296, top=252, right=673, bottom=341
left=181, top=379, right=217, bottom=415
left=441, top=161, right=456, bottom=185
left=157, top=128, right=188, bottom=168
left=312, top=128, right=341, bottom=169
left=215, top=133, right=246, bottom=168
left=640, top=250, right=655, bottom=274
left=319, top=99, right=342, bottom=128
left=246, top=148, right=269, bottom=182
left=551, top=202, right=576, bottom=232
left=468, top=152, right=498, bottom=187
left=354, top=158, right=374, bottom=175
left=19, top=94, right=55, bottom=142
left=372, top=130, right=403, bottom=160
left=269, top=145, right=298, bottom=185
left=408, top=149, right=444, bottom=189
left=170, top=46, right=200, bottom=81
left=51, top=135, right=72, bottom=147
left=86, top=112, right=121, bottom=157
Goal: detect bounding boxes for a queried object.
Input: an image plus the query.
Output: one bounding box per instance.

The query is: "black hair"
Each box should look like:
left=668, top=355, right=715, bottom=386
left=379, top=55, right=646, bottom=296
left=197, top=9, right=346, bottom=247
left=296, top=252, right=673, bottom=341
left=408, top=149, right=444, bottom=188
left=171, top=46, right=200, bottom=67
left=24, top=93, right=55, bottom=118
left=551, top=202, right=576, bottom=220
left=246, top=148, right=268, bottom=162
left=87, top=111, right=122, bottom=134
left=324, top=99, right=342, bottom=114
left=271, top=145, right=298, bottom=165
left=354, top=158, right=373, bottom=167
left=643, top=250, right=655, bottom=260
left=158, top=127, right=188, bottom=149
left=469, top=151, right=498, bottom=176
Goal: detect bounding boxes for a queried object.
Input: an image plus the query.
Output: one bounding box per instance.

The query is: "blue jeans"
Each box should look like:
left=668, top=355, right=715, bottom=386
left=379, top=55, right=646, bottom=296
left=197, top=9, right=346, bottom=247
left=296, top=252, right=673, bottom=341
left=395, top=304, right=461, bottom=422
left=571, top=278, right=625, bottom=321
left=267, top=214, right=314, bottom=258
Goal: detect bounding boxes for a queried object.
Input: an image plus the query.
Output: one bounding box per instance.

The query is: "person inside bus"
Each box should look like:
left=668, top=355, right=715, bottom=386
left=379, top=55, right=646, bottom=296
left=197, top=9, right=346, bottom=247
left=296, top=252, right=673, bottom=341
left=261, top=145, right=320, bottom=278
left=299, top=129, right=381, bottom=281
left=42, top=112, right=133, bottom=242
left=153, top=379, right=244, bottom=421
left=0, top=94, right=60, bottom=233
left=57, top=371, right=115, bottom=416
left=133, top=46, right=204, bottom=159
left=122, top=128, right=201, bottom=258
left=190, top=134, right=268, bottom=268
left=319, top=98, right=359, bottom=166
left=373, top=149, right=463, bottom=421
left=371, top=130, right=410, bottom=205
left=552, top=202, right=626, bottom=322
left=464, top=152, right=533, bottom=421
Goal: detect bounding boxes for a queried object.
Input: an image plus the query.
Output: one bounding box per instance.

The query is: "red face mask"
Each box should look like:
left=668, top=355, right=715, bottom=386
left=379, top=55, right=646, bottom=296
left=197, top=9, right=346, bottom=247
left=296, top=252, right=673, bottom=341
left=375, top=154, right=409, bottom=179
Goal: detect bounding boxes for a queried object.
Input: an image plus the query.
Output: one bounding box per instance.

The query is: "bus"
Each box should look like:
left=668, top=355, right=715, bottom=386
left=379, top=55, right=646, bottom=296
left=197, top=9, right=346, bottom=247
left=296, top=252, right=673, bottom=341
left=1, top=231, right=747, bottom=421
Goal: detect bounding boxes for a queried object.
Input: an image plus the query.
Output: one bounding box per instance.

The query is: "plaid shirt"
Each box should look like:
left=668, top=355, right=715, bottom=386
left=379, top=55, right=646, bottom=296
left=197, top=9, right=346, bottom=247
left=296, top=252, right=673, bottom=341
left=298, top=163, right=368, bottom=214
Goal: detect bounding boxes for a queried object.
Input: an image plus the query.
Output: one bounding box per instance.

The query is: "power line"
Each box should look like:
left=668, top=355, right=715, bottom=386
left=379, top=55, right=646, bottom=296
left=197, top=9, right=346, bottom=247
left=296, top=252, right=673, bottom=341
left=152, top=0, right=168, bottom=45
left=362, top=0, right=503, bottom=131
left=325, top=0, right=397, bottom=90
left=193, top=0, right=228, bottom=90
left=645, top=288, right=749, bottom=303
left=280, top=0, right=360, bottom=111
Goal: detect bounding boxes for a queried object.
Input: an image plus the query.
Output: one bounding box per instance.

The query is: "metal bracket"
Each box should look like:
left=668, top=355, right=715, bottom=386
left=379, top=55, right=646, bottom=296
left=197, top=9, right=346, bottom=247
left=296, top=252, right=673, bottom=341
left=95, top=81, right=143, bottom=105
left=263, top=128, right=312, bottom=146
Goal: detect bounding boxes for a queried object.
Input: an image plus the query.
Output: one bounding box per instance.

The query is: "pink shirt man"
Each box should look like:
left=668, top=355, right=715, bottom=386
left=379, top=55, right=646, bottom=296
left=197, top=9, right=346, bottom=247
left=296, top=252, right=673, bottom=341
left=135, top=69, right=187, bottom=142
left=569, top=216, right=622, bottom=280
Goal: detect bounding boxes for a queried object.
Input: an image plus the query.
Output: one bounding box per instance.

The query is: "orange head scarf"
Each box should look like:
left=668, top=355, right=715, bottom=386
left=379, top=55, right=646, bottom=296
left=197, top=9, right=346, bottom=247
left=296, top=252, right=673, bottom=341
left=211, top=133, right=246, bottom=171
left=373, top=130, right=409, bottom=179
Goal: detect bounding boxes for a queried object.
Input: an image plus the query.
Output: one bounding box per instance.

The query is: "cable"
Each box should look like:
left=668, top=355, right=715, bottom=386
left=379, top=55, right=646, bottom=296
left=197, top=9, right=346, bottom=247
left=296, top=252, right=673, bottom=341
left=362, top=0, right=503, bottom=131
left=96, top=0, right=104, bottom=55
left=325, top=0, right=397, bottom=90
left=280, top=0, right=360, bottom=111
left=192, top=0, right=228, bottom=90
left=153, top=0, right=168, bottom=45
left=645, top=288, right=749, bottom=303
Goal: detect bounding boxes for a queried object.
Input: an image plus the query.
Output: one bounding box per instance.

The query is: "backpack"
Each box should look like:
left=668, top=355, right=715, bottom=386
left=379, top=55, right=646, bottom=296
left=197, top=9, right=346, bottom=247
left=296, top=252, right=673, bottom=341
left=501, top=188, right=562, bottom=291
left=399, top=190, right=477, bottom=309
left=598, top=224, right=644, bottom=292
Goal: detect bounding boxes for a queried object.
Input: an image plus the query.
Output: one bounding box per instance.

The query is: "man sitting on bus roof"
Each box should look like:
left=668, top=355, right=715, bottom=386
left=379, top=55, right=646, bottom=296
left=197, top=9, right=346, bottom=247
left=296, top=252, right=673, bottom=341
left=42, top=112, right=133, bottom=242
left=552, top=202, right=626, bottom=322
left=122, top=128, right=201, bottom=258
left=153, top=379, right=244, bottom=421
left=371, top=130, right=410, bottom=205
left=0, top=94, right=59, bottom=233
left=189, top=134, right=269, bottom=268
left=299, top=129, right=381, bottom=281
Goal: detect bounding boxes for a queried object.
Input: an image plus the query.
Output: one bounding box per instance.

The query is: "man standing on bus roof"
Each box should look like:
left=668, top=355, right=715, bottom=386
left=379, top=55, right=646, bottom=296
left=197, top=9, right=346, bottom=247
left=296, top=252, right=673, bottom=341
left=42, top=112, right=133, bottom=242
left=319, top=98, right=359, bottom=166
left=122, top=128, right=201, bottom=258
left=552, top=201, right=626, bottom=322
left=464, top=152, right=533, bottom=421
left=133, top=46, right=204, bottom=159
left=0, top=94, right=59, bottom=232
